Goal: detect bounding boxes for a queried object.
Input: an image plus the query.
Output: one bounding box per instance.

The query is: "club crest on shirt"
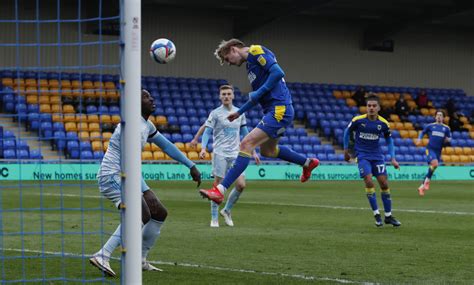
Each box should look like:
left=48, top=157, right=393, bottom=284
left=257, top=55, right=266, bottom=66
left=377, top=125, right=382, bottom=130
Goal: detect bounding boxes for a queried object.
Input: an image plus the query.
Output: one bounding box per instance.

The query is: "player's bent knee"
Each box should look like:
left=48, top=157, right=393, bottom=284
left=260, top=148, right=277, bottom=158
left=150, top=206, right=168, bottom=221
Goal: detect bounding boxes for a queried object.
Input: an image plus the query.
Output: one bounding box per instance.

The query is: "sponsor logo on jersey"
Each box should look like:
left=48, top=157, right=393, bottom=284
left=359, top=132, right=379, bottom=140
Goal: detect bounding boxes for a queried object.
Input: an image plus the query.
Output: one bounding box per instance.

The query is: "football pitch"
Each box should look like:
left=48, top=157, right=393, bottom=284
left=1, top=180, right=473, bottom=284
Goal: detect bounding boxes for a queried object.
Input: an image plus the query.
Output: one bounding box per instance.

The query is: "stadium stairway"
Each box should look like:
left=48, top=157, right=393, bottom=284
left=294, top=119, right=344, bottom=156
left=0, top=116, right=63, bottom=160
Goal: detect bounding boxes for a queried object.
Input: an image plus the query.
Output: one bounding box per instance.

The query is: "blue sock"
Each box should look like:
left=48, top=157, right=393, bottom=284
left=366, top=188, right=378, bottom=213
left=425, top=166, right=435, bottom=180
left=221, top=152, right=250, bottom=189
left=224, top=188, right=241, bottom=212
left=276, top=146, right=307, bottom=166
left=381, top=189, right=392, bottom=215
left=211, top=201, right=219, bottom=221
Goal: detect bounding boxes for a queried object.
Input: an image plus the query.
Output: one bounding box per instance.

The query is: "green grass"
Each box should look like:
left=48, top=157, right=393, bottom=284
left=1, top=180, right=473, bottom=284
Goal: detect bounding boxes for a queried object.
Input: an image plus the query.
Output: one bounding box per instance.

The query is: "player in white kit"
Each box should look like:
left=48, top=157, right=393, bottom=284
left=89, top=90, right=201, bottom=276
left=198, top=85, right=260, bottom=227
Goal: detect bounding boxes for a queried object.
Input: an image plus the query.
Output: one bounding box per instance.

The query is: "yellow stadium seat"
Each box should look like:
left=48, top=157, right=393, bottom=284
left=428, top=108, right=436, bottom=116
left=454, top=147, right=463, bottom=155
left=441, top=154, right=450, bottom=162
left=60, top=88, right=72, bottom=97
left=48, top=79, right=59, bottom=88
left=202, top=152, right=211, bottom=160
left=26, top=95, right=38, bottom=104
left=443, top=147, right=454, bottom=155
left=346, top=98, right=356, bottom=107
left=155, top=115, right=167, bottom=125
left=150, top=143, right=160, bottom=152
left=100, top=115, right=112, bottom=124
left=82, top=81, right=93, bottom=89
left=72, top=89, right=82, bottom=99
left=87, top=114, right=99, bottom=123
left=79, top=131, right=90, bottom=141
left=464, top=124, right=472, bottom=131
left=142, top=151, right=153, bottom=160
left=105, top=90, right=119, bottom=100
left=407, top=100, right=417, bottom=109
left=39, top=96, right=50, bottom=104
left=408, top=130, right=418, bottom=138
left=90, top=131, right=102, bottom=141
left=25, top=86, right=37, bottom=96
left=460, top=116, right=468, bottom=124
left=92, top=141, right=103, bottom=151
left=175, top=142, right=185, bottom=151
left=148, top=115, right=156, bottom=125
left=403, top=122, right=414, bottom=130
left=450, top=155, right=460, bottom=163
left=105, top=81, right=116, bottom=90
left=77, top=122, right=89, bottom=131
left=420, top=108, right=429, bottom=116
left=52, top=114, right=63, bottom=122
left=386, top=93, right=395, bottom=100
left=63, top=114, right=76, bottom=122
left=103, top=141, right=109, bottom=151
left=394, top=122, right=404, bottom=130
left=359, top=106, right=367, bottom=114
left=143, top=143, right=151, bottom=152
left=378, top=92, right=387, bottom=99
left=60, top=80, right=72, bottom=88
left=93, top=81, right=104, bottom=89
left=102, top=132, right=112, bottom=141
left=403, top=93, right=412, bottom=100
left=14, top=86, right=25, bottom=95
left=422, top=138, right=429, bottom=146
left=111, top=115, right=121, bottom=124
left=25, top=78, right=36, bottom=87
left=89, top=123, right=101, bottom=132
left=399, top=130, right=409, bottom=138
left=37, top=79, right=48, bottom=88
left=333, top=90, right=342, bottom=98
left=444, top=117, right=449, bottom=124
left=50, top=96, right=61, bottom=104
left=185, top=142, right=201, bottom=152
left=63, top=104, right=75, bottom=114
left=187, top=151, right=199, bottom=160
left=39, top=104, right=51, bottom=113
left=1, top=78, right=13, bottom=87
left=463, top=147, right=472, bottom=155
left=342, top=91, right=351, bottom=98
left=459, top=155, right=469, bottom=163
left=95, top=90, right=106, bottom=100
left=153, top=151, right=165, bottom=160
left=65, top=122, right=77, bottom=132
left=83, top=89, right=95, bottom=99
left=470, top=155, right=474, bottom=162
left=390, top=114, right=400, bottom=122
left=14, top=78, right=25, bottom=87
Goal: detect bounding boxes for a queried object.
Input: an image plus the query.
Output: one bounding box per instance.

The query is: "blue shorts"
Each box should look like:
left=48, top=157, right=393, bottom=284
left=98, top=174, right=150, bottom=209
left=357, top=159, right=387, bottom=178
left=256, top=104, right=294, bottom=139
left=426, top=148, right=441, bottom=164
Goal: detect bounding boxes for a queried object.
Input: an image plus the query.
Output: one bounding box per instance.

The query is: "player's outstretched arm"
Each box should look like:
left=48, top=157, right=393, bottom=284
left=234, top=64, right=285, bottom=118
left=199, top=127, right=212, bottom=159
left=190, top=123, right=206, bottom=147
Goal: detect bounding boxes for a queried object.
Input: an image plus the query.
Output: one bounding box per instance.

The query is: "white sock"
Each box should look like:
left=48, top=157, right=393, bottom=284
left=96, top=224, right=121, bottom=261
left=142, top=219, right=163, bottom=260
left=211, top=201, right=219, bottom=221
left=304, top=158, right=310, bottom=167
left=384, top=212, right=392, bottom=217
left=217, top=184, right=226, bottom=194
left=373, top=210, right=380, bottom=215
left=224, top=188, right=241, bottom=212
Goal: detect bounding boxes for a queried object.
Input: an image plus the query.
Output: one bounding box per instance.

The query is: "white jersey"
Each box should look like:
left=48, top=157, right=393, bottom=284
left=205, top=105, right=247, bottom=158
left=98, top=117, right=157, bottom=177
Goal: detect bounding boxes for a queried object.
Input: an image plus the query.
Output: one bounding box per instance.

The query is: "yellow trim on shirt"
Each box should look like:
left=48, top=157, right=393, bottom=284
left=249, top=45, right=265, bottom=56
left=352, top=114, right=368, bottom=122
left=377, top=115, right=391, bottom=128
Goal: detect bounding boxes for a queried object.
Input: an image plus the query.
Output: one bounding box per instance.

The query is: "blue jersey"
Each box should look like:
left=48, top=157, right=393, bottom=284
left=421, top=123, right=451, bottom=152
left=246, top=45, right=292, bottom=113
left=347, top=114, right=391, bottom=161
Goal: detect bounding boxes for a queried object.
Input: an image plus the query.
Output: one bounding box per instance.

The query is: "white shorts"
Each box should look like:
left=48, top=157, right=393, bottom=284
left=212, top=153, right=245, bottom=179
left=97, top=174, right=150, bottom=209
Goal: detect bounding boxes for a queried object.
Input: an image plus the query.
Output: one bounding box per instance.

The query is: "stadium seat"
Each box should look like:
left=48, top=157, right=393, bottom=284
left=93, top=151, right=104, bottom=160
left=187, top=151, right=199, bottom=160
left=142, top=151, right=153, bottom=160
left=153, top=151, right=165, bottom=160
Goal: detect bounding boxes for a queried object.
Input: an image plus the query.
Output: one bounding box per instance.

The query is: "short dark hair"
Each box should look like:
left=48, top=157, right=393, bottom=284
left=365, top=92, right=380, bottom=104
left=219, top=84, right=234, bottom=92
left=435, top=109, right=445, bottom=117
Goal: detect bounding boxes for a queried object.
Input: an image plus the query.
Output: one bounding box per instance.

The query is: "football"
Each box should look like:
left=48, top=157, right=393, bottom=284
left=149, top=38, right=176, bottom=64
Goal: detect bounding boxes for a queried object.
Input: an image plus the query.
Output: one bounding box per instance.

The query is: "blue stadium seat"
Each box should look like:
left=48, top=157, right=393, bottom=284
left=53, top=122, right=65, bottom=132
left=182, top=133, right=193, bottom=143
left=93, top=151, right=104, bottom=160
left=80, top=141, right=92, bottom=152
left=109, top=105, right=120, bottom=115
left=17, top=140, right=29, bottom=152
left=4, top=149, right=16, bottom=159
left=54, top=131, right=67, bottom=150
left=167, top=116, right=178, bottom=125
left=171, top=133, right=183, bottom=143
left=178, top=116, right=189, bottom=125
left=17, top=149, right=29, bottom=159
left=66, top=131, right=78, bottom=141
left=40, top=122, right=53, bottom=138
left=309, top=136, right=321, bottom=145
left=303, top=144, right=313, bottom=153
left=86, top=105, right=98, bottom=114
left=189, top=116, right=199, bottom=126
left=180, top=125, right=191, bottom=134
left=98, top=105, right=109, bottom=115
left=3, top=130, right=15, bottom=139
left=40, top=113, right=52, bottom=123
left=81, top=150, right=93, bottom=160
left=3, top=139, right=16, bottom=150
left=293, top=144, right=303, bottom=153
left=30, top=149, right=43, bottom=159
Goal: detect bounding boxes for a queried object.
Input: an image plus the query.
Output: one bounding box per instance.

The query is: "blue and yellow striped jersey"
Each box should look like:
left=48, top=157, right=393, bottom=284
left=421, top=123, right=451, bottom=152
left=246, top=45, right=291, bottom=112
left=347, top=114, right=391, bottom=160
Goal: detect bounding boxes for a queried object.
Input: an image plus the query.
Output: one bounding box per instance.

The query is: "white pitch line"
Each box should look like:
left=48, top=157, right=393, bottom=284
left=1, top=247, right=376, bottom=285
left=25, top=192, right=474, bottom=216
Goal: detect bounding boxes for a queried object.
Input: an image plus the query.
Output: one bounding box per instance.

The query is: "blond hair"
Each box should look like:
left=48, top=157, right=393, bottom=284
left=214, top=39, right=245, bottom=65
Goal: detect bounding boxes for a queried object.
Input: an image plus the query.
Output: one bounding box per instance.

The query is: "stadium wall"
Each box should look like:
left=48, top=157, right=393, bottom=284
left=0, top=4, right=473, bottom=95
